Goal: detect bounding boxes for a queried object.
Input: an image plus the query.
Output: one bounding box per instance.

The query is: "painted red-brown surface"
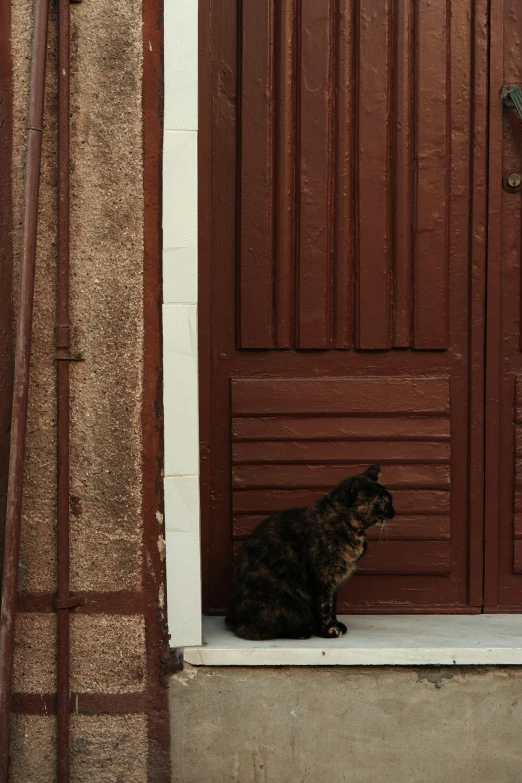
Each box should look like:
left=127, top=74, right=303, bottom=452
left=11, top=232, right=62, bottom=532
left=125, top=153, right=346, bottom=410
left=484, top=0, right=522, bottom=611
left=201, top=0, right=490, bottom=613
left=0, top=0, right=13, bottom=587
left=141, top=0, right=172, bottom=776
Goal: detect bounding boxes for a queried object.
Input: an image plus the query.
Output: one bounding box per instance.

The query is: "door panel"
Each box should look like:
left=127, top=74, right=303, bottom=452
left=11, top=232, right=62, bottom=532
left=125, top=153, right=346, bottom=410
left=485, top=0, right=522, bottom=610
left=202, top=0, right=488, bottom=613
left=231, top=377, right=454, bottom=586
left=239, top=1, right=455, bottom=353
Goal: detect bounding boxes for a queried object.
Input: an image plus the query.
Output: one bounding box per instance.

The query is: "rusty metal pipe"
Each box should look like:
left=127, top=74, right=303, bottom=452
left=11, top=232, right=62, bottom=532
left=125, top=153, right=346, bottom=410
left=0, top=0, right=51, bottom=777
left=56, top=0, right=72, bottom=778
left=0, top=0, right=14, bottom=587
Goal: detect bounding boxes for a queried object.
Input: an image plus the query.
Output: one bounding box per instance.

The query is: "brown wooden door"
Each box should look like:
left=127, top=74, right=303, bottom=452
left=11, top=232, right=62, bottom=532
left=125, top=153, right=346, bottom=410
left=200, top=0, right=488, bottom=613
left=485, top=0, right=522, bottom=611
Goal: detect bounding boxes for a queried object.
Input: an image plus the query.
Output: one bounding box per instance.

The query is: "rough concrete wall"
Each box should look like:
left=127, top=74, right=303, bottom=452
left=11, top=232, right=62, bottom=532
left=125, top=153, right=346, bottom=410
left=170, top=665, right=522, bottom=783
left=68, top=0, right=144, bottom=593
left=10, top=714, right=148, bottom=783
left=8, top=0, right=165, bottom=779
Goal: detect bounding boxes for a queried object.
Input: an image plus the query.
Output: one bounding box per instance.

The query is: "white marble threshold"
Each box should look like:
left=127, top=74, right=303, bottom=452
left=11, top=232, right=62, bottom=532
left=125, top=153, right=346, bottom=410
left=182, top=614, right=522, bottom=666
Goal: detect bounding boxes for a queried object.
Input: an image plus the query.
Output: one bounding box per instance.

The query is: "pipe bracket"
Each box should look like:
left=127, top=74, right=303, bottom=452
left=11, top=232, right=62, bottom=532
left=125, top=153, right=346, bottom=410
left=54, top=595, right=87, bottom=609
left=54, top=596, right=86, bottom=610
left=56, top=350, right=84, bottom=361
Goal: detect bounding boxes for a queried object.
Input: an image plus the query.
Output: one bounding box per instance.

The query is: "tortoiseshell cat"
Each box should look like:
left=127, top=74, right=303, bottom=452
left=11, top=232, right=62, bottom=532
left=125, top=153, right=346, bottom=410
left=226, top=464, right=395, bottom=640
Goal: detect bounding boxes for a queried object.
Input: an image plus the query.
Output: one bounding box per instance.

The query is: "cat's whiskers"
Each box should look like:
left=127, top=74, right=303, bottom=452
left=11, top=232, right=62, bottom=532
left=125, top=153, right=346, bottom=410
left=379, top=519, right=389, bottom=542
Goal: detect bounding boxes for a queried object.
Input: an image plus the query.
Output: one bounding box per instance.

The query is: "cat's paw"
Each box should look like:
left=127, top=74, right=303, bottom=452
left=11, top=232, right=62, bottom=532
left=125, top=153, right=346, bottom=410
left=334, top=621, right=348, bottom=635
left=319, top=626, right=343, bottom=639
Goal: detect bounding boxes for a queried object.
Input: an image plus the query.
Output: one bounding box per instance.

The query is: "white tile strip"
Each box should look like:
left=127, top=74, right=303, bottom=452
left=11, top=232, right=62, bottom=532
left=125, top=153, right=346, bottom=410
left=164, top=476, right=201, bottom=533
left=163, top=131, right=197, bottom=249
left=163, top=304, right=199, bottom=477
left=165, top=531, right=202, bottom=647
left=164, top=0, right=198, bottom=131
left=163, top=246, right=198, bottom=304
left=163, top=306, right=201, bottom=645
left=184, top=615, right=522, bottom=666
left=163, top=0, right=200, bottom=646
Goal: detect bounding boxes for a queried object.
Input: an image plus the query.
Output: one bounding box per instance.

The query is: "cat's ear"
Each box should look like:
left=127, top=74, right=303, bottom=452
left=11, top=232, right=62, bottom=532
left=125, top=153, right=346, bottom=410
left=364, top=464, right=381, bottom=481
left=350, top=477, right=364, bottom=498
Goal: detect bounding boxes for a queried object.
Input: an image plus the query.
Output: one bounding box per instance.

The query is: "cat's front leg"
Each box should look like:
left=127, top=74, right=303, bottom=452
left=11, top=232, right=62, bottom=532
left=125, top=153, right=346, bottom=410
left=314, top=582, right=344, bottom=638
left=331, top=591, right=347, bottom=635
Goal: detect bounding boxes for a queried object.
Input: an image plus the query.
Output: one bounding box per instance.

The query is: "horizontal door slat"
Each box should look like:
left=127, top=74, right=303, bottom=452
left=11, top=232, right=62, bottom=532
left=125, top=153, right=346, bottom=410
left=392, top=489, right=450, bottom=515
left=232, top=377, right=450, bottom=415
left=232, top=463, right=450, bottom=489
left=232, top=513, right=451, bottom=541
left=367, top=516, right=450, bottom=541
left=359, top=541, right=450, bottom=575
left=232, top=540, right=450, bottom=575
left=232, top=416, right=451, bottom=442
left=233, top=489, right=450, bottom=515
left=232, top=440, right=450, bottom=464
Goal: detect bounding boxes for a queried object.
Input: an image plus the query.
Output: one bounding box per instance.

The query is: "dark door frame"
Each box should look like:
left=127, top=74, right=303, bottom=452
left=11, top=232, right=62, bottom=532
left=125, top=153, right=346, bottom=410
left=484, top=0, right=522, bottom=612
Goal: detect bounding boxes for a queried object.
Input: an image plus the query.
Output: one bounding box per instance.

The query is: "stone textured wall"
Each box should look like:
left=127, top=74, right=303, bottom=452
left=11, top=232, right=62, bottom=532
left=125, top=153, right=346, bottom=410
left=8, top=1, right=168, bottom=779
